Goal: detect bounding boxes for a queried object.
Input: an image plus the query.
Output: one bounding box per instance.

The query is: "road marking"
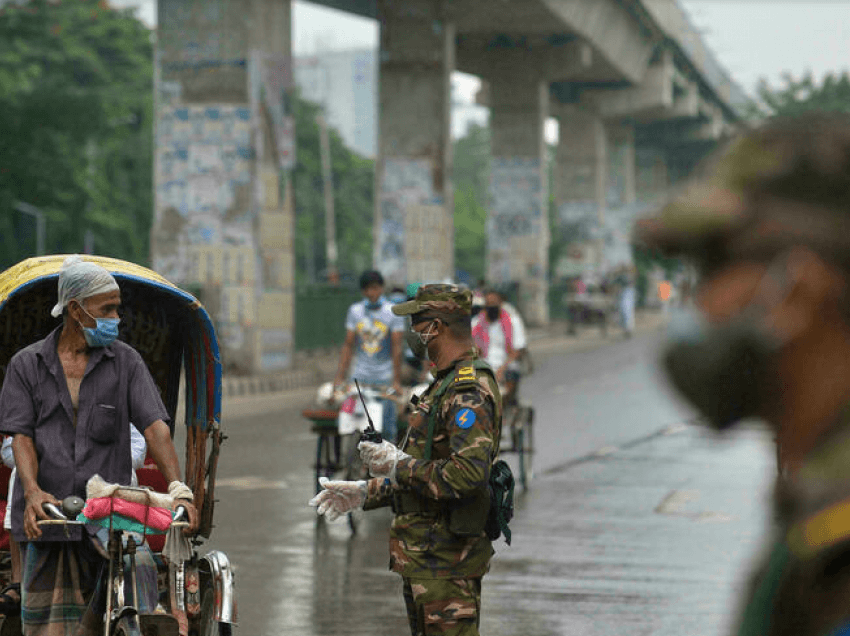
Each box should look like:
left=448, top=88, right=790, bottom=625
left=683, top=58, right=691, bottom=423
left=663, top=423, right=689, bottom=435
left=655, top=489, right=699, bottom=514
left=552, top=385, right=569, bottom=395
left=217, top=476, right=289, bottom=490
left=593, top=446, right=618, bottom=457
left=655, top=490, right=734, bottom=522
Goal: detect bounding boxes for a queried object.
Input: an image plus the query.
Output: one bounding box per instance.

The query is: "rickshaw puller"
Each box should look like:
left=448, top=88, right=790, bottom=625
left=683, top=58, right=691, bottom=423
left=0, top=255, right=198, bottom=636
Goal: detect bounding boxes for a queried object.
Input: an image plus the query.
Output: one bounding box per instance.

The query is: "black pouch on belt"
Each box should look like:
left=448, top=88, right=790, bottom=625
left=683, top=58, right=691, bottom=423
left=447, top=487, right=490, bottom=537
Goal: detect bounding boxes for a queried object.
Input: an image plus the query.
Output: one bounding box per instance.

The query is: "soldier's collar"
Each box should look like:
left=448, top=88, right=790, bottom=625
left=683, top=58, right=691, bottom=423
left=432, top=350, right=477, bottom=381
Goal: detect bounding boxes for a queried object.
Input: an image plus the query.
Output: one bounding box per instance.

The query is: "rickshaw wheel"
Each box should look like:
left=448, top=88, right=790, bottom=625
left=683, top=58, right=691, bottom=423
left=314, top=432, right=338, bottom=494
left=342, top=433, right=367, bottom=534
left=518, top=406, right=535, bottom=490
left=200, top=583, right=233, bottom=636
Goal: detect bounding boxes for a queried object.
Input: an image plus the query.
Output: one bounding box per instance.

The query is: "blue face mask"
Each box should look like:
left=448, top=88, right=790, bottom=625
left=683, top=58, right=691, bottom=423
left=79, top=305, right=120, bottom=348
left=365, top=298, right=383, bottom=311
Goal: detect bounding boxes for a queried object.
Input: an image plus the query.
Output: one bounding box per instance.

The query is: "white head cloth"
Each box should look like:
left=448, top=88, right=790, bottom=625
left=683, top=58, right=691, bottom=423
left=50, top=255, right=119, bottom=318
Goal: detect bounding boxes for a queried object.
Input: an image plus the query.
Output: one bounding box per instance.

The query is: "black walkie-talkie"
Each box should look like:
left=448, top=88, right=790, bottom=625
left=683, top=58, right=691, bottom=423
left=354, top=379, right=383, bottom=444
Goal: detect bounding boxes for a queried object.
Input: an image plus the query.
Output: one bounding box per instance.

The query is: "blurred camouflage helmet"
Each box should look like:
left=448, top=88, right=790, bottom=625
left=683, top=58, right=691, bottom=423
left=635, top=112, right=850, bottom=271
left=392, top=283, right=472, bottom=319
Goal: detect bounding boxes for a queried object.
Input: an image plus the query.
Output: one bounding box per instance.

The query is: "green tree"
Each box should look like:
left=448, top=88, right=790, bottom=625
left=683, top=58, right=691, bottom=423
left=453, top=123, right=490, bottom=283
left=751, top=71, right=850, bottom=119
left=292, top=94, right=374, bottom=286
left=0, top=0, right=154, bottom=270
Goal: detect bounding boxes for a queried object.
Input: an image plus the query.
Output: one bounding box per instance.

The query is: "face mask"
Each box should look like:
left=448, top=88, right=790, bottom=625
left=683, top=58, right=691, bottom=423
left=661, top=262, right=789, bottom=431
left=406, top=321, right=437, bottom=360
left=78, top=304, right=120, bottom=348
left=365, top=299, right=383, bottom=311
left=485, top=306, right=501, bottom=322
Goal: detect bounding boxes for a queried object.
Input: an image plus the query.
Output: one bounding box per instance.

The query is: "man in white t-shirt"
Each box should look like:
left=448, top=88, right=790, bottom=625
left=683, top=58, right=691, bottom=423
left=471, top=289, right=527, bottom=403
left=333, top=270, right=405, bottom=439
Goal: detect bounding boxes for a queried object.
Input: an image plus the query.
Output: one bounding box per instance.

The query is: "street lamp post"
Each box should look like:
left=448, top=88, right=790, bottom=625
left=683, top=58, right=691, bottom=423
left=14, top=201, right=46, bottom=256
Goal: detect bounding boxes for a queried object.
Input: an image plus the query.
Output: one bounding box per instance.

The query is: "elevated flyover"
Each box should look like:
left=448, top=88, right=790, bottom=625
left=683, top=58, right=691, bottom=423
left=153, top=0, right=745, bottom=375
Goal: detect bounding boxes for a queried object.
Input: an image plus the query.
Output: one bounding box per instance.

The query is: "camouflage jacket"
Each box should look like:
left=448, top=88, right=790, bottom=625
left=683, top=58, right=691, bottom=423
left=363, top=351, right=502, bottom=579
left=736, top=411, right=850, bottom=636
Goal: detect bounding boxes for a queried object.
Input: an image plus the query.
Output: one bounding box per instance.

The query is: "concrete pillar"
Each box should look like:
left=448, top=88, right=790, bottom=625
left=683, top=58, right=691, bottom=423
left=487, top=74, right=550, bottom=326
left=603, top=123, right=638, bottom=269
left=153, top=0, right=296, bottom=373
left=375, top=0, right=454, bottom=285
left=552, top=103, right=608, bottom=277
left=605, top=124, right=637, bottom=209
left=636, top=145, right=670, bottom=203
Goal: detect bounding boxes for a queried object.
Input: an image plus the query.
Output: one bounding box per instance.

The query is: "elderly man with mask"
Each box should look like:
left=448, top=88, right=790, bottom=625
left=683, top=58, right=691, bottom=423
left=0, top=255, right=197, bottom=636
left=638, top=113, right=850, bottom=636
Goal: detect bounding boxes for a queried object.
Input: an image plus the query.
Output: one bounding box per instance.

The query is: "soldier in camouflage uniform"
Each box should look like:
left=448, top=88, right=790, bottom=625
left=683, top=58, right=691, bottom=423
left=637, top=113, right=850, bottom=636
left=310, top=284, right=501, bottom=635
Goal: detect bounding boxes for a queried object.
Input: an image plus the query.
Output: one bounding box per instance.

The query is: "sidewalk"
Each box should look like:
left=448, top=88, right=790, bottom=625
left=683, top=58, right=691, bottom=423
left=222, top=309, right=669, bottom=400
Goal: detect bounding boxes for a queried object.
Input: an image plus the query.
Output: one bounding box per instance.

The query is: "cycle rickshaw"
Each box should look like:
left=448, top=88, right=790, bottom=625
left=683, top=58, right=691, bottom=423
left=0, top=256, right=235, bottom=636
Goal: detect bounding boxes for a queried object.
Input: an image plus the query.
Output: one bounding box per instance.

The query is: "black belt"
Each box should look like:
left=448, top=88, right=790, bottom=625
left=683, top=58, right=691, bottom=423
left=391, top=492, right=444, bottom=516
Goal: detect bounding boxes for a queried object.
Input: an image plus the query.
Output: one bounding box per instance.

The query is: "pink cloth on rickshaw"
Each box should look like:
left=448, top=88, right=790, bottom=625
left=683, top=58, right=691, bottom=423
left=82, top=497, right=173, bottom=531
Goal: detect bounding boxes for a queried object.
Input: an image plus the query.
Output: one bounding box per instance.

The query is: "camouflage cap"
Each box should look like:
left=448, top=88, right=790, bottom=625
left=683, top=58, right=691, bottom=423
left=634, top=113, right=850, bottom=262
left=391, top=283, right=472, bottom=318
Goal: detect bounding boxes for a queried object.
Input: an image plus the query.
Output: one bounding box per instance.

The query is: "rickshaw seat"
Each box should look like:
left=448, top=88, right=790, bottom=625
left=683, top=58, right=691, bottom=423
left=135, top=467, right=169, bottom=552
left=303, top=408, right=339, bottom=434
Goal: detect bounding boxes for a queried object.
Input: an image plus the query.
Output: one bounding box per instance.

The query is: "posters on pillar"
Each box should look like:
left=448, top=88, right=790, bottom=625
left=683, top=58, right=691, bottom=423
left=487, top=158, right=544, bottom=285
left=154, top=104, right=257, bottom=283
left=250, top=51, right=296, bottom=172
left=555, top=202, right=646, bottom=278
left=379, top=158, right=437, bottom=284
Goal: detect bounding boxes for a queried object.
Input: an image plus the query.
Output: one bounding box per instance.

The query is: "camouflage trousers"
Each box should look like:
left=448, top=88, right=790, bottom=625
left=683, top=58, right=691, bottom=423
left=402, top=577, right=482, bottom=636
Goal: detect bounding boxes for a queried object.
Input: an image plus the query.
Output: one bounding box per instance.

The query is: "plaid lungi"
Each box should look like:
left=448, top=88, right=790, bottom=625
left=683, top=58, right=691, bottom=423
left=21, top=531, right=158, bottom=636
left=21, top=538, right=102, bottom=636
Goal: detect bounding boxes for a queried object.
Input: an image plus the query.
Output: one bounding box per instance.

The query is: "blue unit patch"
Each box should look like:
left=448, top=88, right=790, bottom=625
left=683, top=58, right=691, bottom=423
left=456, top=408, right=476, bottom=429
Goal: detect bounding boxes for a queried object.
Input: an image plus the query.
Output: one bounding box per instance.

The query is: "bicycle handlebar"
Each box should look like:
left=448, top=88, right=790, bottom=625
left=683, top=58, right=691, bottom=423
left=38, top=499, right=190, bottom=529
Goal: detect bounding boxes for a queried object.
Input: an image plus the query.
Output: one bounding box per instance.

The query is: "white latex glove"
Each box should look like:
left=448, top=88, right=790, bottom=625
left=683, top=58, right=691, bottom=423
left=358, top=439, right=410, bottom=484
left=309, top=477, right=367, bottom=521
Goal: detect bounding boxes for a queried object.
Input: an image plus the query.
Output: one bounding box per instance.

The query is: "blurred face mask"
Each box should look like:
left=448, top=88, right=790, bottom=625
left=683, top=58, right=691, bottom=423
left=662, top=261, right=788, bottom=431
left=485, top=306, right=501, bottom=322
left=406, top=320, right=437, bottom=360
left=77, top=302, right=120, bottom=348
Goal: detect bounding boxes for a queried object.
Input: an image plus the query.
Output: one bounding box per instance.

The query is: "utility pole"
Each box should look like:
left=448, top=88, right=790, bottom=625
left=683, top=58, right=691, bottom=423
left=84, top=230, right=95, bottom=254
left=14, top=201, right=46, bottom=256
left=317, top=113, right=339, bottom=284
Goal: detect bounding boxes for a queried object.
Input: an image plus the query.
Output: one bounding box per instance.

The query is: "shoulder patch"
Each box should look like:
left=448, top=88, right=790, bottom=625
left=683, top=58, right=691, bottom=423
left=455, top=408, right=476, bottom=429
left=788, top=497, right=850, bottom=558
left=453, top=365, right=478, bottom=389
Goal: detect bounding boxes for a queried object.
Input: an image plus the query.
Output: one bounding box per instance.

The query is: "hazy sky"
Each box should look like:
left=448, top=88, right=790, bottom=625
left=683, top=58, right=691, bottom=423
left=117, top=0, right=850, bottom=95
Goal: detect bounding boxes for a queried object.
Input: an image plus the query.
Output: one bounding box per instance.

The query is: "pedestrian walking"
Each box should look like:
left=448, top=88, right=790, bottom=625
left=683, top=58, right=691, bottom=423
left=333, top=270, right=405, bottom=440
left=311, top=284, right=502, bottom=635
left=637, top=112, right=850, bottom=636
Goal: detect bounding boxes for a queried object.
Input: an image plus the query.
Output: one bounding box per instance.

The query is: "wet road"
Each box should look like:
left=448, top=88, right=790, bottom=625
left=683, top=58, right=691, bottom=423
left=198, top=329, right=777, bottom=635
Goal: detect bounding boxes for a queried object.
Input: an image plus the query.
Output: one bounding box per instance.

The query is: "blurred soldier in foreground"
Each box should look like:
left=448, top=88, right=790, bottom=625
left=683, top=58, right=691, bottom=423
left=637, top=113, right=850, bottom=636
left=311, top=285, right=502, bottom=635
